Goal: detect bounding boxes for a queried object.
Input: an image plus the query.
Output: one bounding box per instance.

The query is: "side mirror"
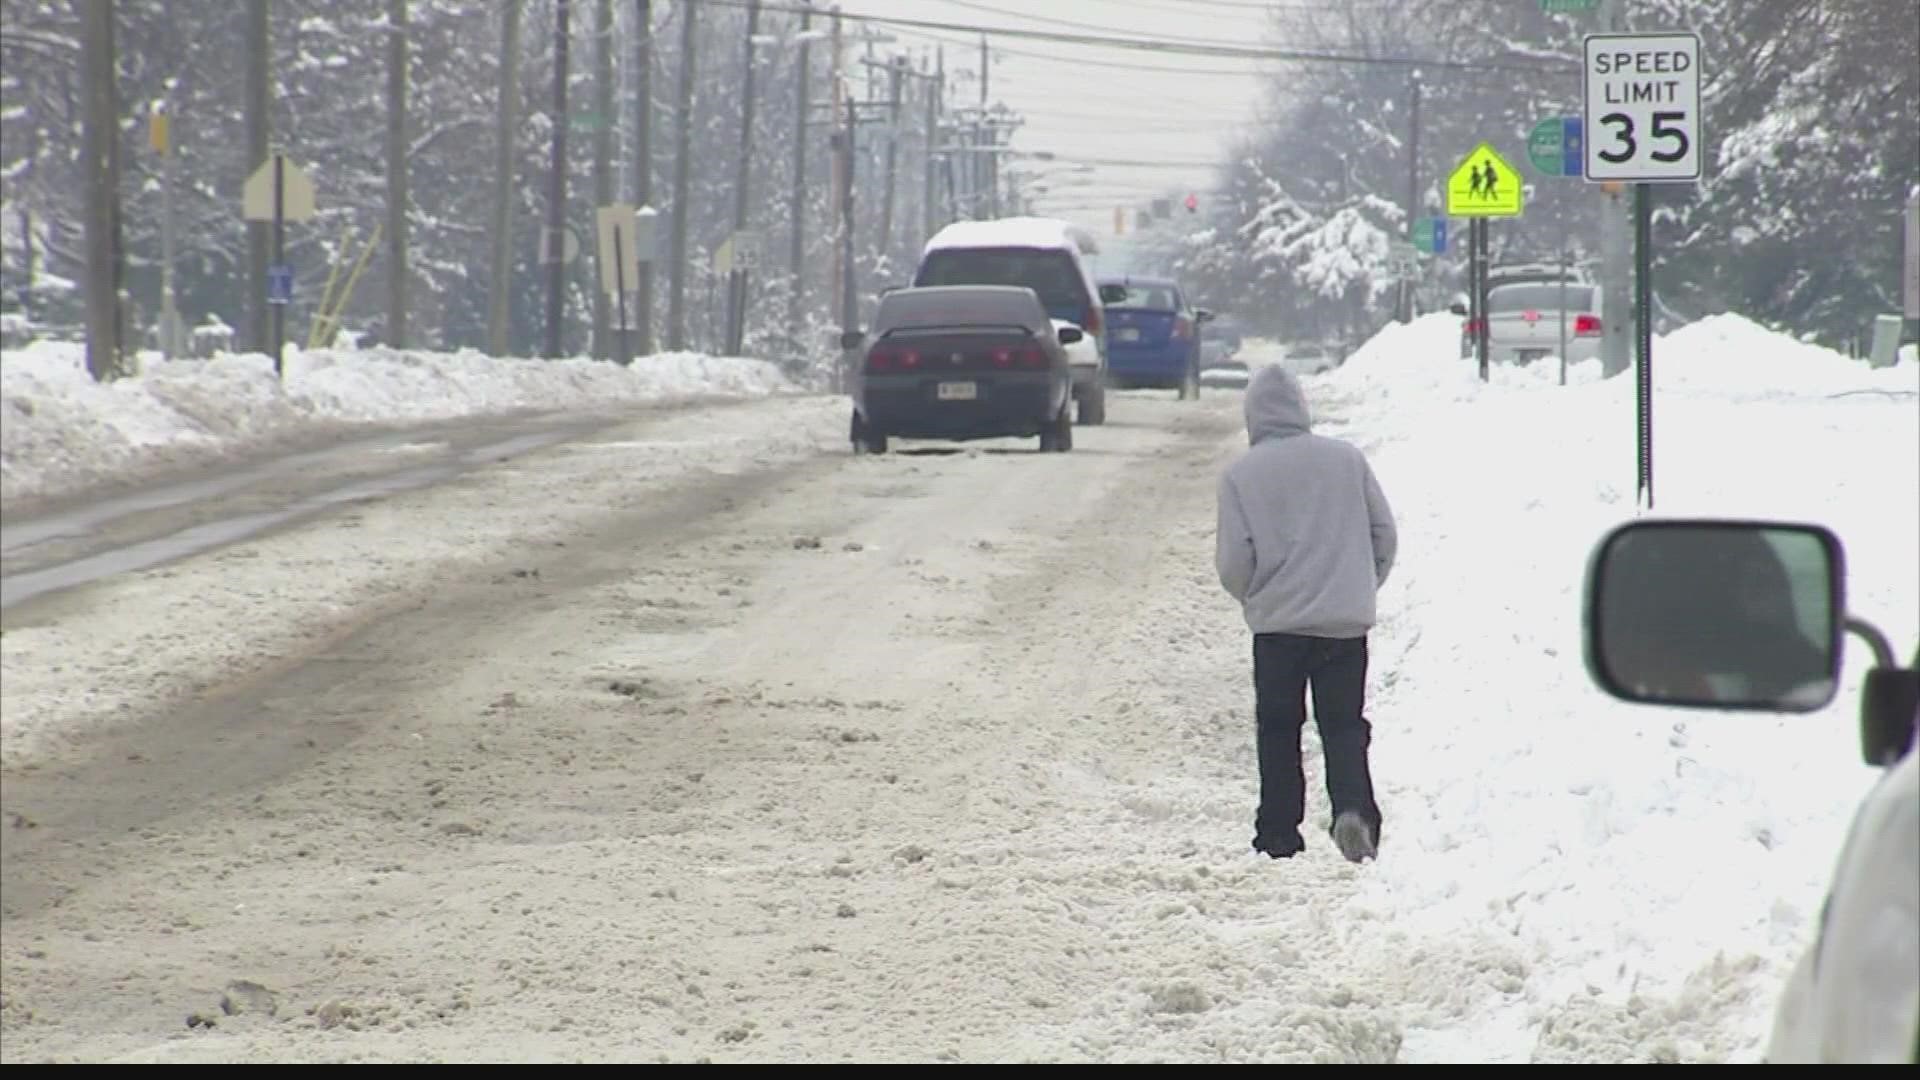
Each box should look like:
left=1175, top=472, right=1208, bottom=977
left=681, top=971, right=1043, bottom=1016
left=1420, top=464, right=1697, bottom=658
left=1583, top=520, right=1845, bottom=713
left=1448, top=301, right=1469, bottom=317
left=878, top=284, right=906, bottom=298
left=1195, top=308, right=1215, bottom=323
left=839, top=329, right=865, bottom=350
left=1098, top=284, right=1129, bottom=305
left=1058, top=326, right=1084, bottom=345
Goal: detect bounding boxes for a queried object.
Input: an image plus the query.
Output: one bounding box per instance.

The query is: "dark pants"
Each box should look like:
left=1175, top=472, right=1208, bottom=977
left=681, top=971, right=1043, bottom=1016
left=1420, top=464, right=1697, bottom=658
left=1251, top=633, right=1382, bottom=855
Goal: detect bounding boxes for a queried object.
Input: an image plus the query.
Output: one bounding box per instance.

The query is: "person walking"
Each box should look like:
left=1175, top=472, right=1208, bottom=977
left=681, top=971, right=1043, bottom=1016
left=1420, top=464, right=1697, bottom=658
left=1215, top=364, right=1398, bottom=863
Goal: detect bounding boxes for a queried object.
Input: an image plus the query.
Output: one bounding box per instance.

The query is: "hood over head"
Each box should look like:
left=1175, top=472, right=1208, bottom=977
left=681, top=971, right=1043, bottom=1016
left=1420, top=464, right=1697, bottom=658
left=1245, top=364, right=1312, bottom=444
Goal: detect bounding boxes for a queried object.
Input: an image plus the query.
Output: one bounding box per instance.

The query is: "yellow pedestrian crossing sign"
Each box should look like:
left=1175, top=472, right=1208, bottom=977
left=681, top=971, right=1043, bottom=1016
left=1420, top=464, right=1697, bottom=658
left=1447, top=143, right=1523, bottom=217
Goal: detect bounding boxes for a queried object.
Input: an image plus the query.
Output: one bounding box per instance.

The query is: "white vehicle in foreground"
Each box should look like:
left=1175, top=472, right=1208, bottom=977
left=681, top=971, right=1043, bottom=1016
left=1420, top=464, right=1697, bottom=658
left=1583, top=519, right=1918, bottom=1064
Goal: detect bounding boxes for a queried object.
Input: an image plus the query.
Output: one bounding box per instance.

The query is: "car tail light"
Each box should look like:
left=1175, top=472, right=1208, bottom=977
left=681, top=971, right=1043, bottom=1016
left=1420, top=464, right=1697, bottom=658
left=1082, top=306, right=1101, bottom=337
left=1461, top=318, right=1484, bottom=336
left=866, top=349, right=920, bottom=372
left=1017, top=345, right=1047, bottom=369
left=1173, top=316, right=1192, bottom=339
left=1574, top=314, right=1602, bottom=337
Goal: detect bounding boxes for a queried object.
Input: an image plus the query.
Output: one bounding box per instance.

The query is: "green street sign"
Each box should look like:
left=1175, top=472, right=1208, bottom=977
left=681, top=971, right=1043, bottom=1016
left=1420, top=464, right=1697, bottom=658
left=1528, top=118, right=1565, bottom=176
left=1411, top=216, right=1448, bottom=254
left=1541, top=0, right=1597, bottom=12
left=570, top=110, right=607, bottom=132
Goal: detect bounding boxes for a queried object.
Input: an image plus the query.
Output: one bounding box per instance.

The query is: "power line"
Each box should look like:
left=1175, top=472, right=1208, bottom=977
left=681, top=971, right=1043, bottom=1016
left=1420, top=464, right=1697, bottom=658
left=701, top=0, right=1578, bottom=76
left=882, top=23, right=1274, bottom=78
left=929, top=0, right=1285, bottom=51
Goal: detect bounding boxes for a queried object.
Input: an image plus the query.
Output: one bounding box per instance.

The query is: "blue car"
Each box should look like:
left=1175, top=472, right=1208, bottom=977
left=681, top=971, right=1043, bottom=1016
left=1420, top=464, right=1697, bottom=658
left=1099, top=276, right=1208, bottom=400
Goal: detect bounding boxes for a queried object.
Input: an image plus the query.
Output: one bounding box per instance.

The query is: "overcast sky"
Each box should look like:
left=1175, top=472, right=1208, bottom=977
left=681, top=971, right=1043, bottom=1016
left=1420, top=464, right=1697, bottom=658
left=829, top=0, right=1285, bottom=237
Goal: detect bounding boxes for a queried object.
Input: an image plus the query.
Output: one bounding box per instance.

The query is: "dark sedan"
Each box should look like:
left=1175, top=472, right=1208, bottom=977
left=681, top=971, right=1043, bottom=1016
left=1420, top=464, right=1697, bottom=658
left=844, top=285, right=1081, bottom=454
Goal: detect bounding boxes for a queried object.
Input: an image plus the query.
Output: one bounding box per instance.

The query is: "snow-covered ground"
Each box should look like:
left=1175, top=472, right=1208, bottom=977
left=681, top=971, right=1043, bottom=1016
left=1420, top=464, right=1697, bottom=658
left=1, top=315, right=1915, bottom=1063
left=0, top=343, right=796, bottom=507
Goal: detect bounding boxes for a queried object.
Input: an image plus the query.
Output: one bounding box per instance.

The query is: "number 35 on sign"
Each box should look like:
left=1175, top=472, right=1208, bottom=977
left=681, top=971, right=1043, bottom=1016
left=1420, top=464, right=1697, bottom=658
left=1583, top=32, right=1702, bottom=183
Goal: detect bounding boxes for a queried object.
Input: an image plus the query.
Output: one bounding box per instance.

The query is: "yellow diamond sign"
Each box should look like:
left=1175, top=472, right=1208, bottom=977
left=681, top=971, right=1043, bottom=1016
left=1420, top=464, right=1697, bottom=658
left=1446, top=143, right=1523, bottom=218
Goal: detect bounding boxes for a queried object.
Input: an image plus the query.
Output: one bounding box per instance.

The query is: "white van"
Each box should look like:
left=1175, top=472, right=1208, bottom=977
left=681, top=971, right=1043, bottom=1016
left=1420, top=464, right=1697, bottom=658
left=913, top=217, right=1125, bottom=426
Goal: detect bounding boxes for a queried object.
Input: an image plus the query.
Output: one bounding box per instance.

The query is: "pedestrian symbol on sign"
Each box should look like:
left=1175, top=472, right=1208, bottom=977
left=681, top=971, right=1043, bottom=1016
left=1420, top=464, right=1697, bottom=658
left=1446, top=144, right=1523, bottom=217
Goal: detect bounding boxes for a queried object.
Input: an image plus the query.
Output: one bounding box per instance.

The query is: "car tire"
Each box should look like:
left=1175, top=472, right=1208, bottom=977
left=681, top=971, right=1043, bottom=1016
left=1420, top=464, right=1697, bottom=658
left=850, top=409, right=888, bottom=455
left=1076, top=379, right=1107, bottom=426
left=1040, top=404, right=1073, bottom=453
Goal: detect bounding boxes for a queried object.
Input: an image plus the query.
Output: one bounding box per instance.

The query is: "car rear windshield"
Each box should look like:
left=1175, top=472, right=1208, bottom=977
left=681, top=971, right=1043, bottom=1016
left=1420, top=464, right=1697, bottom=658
left=1489, top=284, right=1596, bottom=312
left=916, top=249, right=1089, bottom=312
left=1105, top=284, right=1179, bottom=311
left=875, top=289, right=1043, bottom=334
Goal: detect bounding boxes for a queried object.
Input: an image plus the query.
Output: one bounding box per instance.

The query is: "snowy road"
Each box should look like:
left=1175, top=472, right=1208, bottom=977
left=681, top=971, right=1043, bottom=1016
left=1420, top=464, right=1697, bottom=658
left=4, top=385, right=1417, bottom=1063
left=0, top=408, right=676, bottom=610
left=3, top=322, right=1913, bottom=1064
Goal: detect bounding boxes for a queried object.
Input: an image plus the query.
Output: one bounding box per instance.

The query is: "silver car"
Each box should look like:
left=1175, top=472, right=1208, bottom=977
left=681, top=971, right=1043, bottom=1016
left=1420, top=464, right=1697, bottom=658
left=1479, top=281, right=1605, bottom=367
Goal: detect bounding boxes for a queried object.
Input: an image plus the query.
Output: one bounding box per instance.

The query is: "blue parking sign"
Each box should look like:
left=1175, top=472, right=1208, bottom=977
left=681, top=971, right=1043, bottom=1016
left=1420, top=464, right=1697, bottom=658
left=267, top=264, right=293, bottom=305
left=1432, top=218, right=1448, bottom=254
left=1561, top=117, right=1584, bottom=178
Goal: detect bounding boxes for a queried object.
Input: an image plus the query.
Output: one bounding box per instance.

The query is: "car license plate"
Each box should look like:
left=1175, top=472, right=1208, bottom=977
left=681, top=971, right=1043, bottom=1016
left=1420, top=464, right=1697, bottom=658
left=937, top=381, right=977, bottom=401
left=1519, top=348, right=1549, bottom=363
left=1117, top=327, right=1141, bottom=342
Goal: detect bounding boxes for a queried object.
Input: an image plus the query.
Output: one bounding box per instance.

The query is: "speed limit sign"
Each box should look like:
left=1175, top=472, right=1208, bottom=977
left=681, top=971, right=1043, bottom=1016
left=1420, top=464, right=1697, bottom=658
left=1582, top=33, right=1702, bottom=183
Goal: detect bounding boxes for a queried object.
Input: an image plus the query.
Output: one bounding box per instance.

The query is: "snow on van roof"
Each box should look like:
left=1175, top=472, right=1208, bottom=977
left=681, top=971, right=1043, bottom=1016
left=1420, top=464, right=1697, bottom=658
left=922, top=217, right=1100, bottom=257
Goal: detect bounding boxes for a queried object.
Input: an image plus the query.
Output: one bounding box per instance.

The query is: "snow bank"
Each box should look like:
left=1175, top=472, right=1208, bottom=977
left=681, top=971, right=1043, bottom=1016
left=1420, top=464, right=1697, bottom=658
left=0, top=343, right=794, bottom=506
left=1305, top=307, right=1918, bottom=1061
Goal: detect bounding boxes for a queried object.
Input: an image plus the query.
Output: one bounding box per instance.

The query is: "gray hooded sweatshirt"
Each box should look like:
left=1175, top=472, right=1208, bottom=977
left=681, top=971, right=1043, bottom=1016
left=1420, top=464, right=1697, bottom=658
left=1215, top=365, right=1397, bottom=638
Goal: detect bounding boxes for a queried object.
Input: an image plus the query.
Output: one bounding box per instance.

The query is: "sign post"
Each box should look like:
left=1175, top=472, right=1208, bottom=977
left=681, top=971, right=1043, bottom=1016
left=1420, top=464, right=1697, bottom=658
left=1903, top=188, right=1919, bottom=322
left=243, top=150, right=317, bottom=378
left=1446, top=142, right=1524, bottom=381
left=1584, top=30, right=1703, bottom=512
left=597, top=203, right=641, bottom=368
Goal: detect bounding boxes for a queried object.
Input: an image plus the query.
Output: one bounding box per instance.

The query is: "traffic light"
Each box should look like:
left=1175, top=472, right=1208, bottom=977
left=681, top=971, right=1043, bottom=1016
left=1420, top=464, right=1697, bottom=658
left=1185, top=193, right=1198, bottom=214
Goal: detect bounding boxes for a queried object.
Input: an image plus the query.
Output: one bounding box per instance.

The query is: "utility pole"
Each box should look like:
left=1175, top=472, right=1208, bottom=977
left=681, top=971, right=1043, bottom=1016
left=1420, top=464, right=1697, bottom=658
left=978, top=36, right=990, bottom=219
left=544, top=0, right=570, bottom=359
left=667, top=0, right=697, bottom=350
left=840, top=96, right=857, bottom=345
left=787, top=3, right=812, bottom=356
left=246, top=0, right=270, bottom=355
left=154, top=98, right=180, bottom=361
left=924, top=51, right=942, bottom=247
left=1596, top=0, right=1632, bottom=377
left=486, top=0, right=522, bottom=357
left=387, top=0, right=410, bottom=349
left=830, top=7, right=845, bottom=347
left=879, top=56, right=902, bottom=270
left=1402, top=74, right=1421, bottom=324
left=632, top=0, right=654, bottom=356
left=80, top=0, right=120, bottom=381
left=726, top=0, right=762, bottom=356
left=591, top=0, right=615, bottom=359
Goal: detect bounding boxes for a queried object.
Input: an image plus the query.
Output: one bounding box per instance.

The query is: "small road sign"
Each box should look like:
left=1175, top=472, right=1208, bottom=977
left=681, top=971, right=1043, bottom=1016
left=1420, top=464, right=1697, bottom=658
left=267, top=263, right=293, bottom=305
left=1528, top=117, right=1585, bottom=178
left=1412, top=217, right=1448, bottom=255
left=596, top=204, right=641, bottom=296
left=243, top=153, right=317, bottom=222
left=1446, top=143, right=1524, bottom=217
left=1583, top=32, right=1703, bottom=183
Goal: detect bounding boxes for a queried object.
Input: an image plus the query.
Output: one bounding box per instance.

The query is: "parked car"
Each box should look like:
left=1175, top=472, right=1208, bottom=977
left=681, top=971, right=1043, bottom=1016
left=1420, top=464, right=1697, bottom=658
left=1201, top=312, right=1245, bottom=361
left=912, top=217, right=1125, bottom=426
left=1198, top=358, right=1251, bottom=390
left=1098, top=276, right=1209, bottom=400
left=1282, top=342, right=1341, bottom=376
left=1457, top=280, right=1605, bottom=366
left=842, top=285, right=1079, bottom=455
